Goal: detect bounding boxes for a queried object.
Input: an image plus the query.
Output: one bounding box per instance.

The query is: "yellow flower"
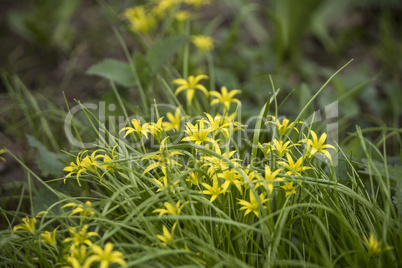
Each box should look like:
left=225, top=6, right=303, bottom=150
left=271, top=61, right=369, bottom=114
left=163, top=108, right=183, bottom=132
left=0, top=148, right=7, bottom=161
left=278, top=153, right=311, bottom=176
left=64, top=244, right=91, bottom=268
left=204, top=112, right=244, bottom=140
left=13, top=216, right=37, bottom=235
left=119, top=119, right=150, bottom=139
left=152, top=0, right=180, bottom=17
left=102, top=145, right=119, bottom=173
left=210, top=86, right=241, bottom=111
left=364, top=233, right=393, bottom=256
left=173, top=74, right=208, bottom=104
left=254, top=166, right=282, bottom=193
left=63, top=150, right=104, bottom=186
left=64, top=225, right=100, bottom=247
left=182, top=119, right=218, bottom=147
left=259, top=139, right=298, bottom=158
left=85, top=242, right=127, bottom=268
left=123, top=6, right=156, bottom=33
left=13, top=211, right=47, bottom=235
left=153, top=175, right=182, bottom=193
left=280, top=181, right=296, bottom=196
left=153, top=200, right=187, bottom=216
left=186, top=171, right=201, bottom=185
left=41, top=226, right=59, bottom=247
left=141, top=150, right=183, bottom=175
left=237, top=190, right=269, bottom=218
left=201, top=176, right=227, bottom=202
left=157, top=222, right=178, bottom=246
left=191, top=35, right=214, bottom=52
left=219, top=169, right=243, bottom=194
left=267, top=116, right=300, bottom=137
left=176, top=10, right=192, bottom=21
left=200, top=149, right=241, bottom=176
left=300, top=130, right=336, bottom=161
left=62, top=201, right=95, bottom=218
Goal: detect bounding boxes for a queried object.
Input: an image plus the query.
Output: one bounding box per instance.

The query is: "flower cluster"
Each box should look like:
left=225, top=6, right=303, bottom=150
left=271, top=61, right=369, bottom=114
left=122, top=0, right=210, bottom=34
left=12, top=201, right=126, bottom=267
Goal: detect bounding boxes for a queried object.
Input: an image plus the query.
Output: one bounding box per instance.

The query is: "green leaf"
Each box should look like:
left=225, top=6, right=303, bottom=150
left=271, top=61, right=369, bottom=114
left=146, top=35, right=188, bottom=73
left=26, top=135, right=67, bottom=177
left=33, top=185, right=61, bottom=215
left=86, top=59, right=137, bottom=87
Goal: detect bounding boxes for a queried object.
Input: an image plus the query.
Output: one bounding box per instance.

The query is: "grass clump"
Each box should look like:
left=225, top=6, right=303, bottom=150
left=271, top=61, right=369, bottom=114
left=1, top=1, right=402, bottom=268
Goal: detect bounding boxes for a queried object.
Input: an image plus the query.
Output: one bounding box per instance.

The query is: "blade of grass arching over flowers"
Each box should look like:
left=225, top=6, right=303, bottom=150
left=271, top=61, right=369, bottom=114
left=113, top=27, right=149, bottom=114
left=294, top=59, right=353, bottom=125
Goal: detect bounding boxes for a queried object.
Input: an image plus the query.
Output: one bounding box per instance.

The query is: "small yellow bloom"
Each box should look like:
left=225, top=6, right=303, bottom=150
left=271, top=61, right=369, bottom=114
left=62, top=201, right=95, bottom=218
left=254, top=166, right=282, bottom=193
left=204, top=112, right=244, bottom=140
left=280, top=181, right=297, bottom=196
left=153, top=200, right=186, bottom=216
left=182, top=119, right=218, bottom=147
left=163, top=108, right=183, bottom=132
left=156, top=222, right=178, bottom=246
left=201, top=176, right=227, bottom=202
left=41, top=226, right=59, bottom=247
left=63, top=150, right=104, bottom=186
left=64, top=225, right=100, bottom=247
left=176, top=10, right=192, bottom=21
left=201, top=149, right=241, bottom=176
left=85, top=242, right=127, bottom=268
left=186, top=171, right=201, bottom=185
left=102, top=145, right=119, bottom=173
left=173, top=74, right=208, bottom=104
left=13, top=211, right=47, bottom=235
left=64, top=244, right=91, bottom=268
left=123, top=6, right=156, bottom=33
left=300, top=130, right=336, bottom=161
left=259, top=139, right=298, bottom=158
left=0, top=148, right=7, bottom=161
left=278, top=153, right=311, bottom=176
left=237, top=190, right=269, bottom=218
left=191, top=35, right=214, bottom=52
left=119, top=119, right=150, bottom=139
left=148, top=117, right=165, bottom=141
left=219, top=169, right=243, bottom=194
left=141, top=150, right=183, bottom=175
left=13, top=216, right=37, bottom=235
left=210, top=86, right=241, bottom=111
left=152, top=0, right=181, bottom=18
left=364, top=233, right=393, bottom=256
left=267, top=116, right=300, bottom=137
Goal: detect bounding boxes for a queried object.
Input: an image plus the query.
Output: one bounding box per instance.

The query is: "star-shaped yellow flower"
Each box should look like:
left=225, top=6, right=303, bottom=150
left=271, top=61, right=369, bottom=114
left=237, top=190, right=269, bottom=218
left=201, top=177, right=227, bottom=202
left=153, top=201, right=186, bottom=216
left=191, top=35, right=214, bottom=52
left=156, top=222, right=178, bottom=246
left=300, top=130, right=336, bottom=161
left=86, top=242, right=127, bottom=268
left=173, top=75, right=208, bottom=104
left=210, top=86, right=241, bottom=111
